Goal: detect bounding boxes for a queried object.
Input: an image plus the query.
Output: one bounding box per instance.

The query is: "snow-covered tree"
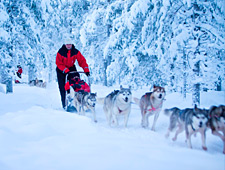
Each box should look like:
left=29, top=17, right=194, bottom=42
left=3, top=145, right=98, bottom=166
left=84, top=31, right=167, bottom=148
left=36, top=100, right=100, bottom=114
left=0, top=0, right=224, bottom=105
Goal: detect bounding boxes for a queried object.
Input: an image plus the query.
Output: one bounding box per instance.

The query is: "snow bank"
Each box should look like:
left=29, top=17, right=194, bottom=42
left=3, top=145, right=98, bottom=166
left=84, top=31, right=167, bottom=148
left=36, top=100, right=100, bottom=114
left=0, top=82, right=224, bottom=170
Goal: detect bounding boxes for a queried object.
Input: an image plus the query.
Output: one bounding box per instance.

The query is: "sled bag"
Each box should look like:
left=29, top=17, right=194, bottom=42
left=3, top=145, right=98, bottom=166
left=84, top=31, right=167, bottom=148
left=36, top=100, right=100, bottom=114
left=65, top=78, right=90, bottom=93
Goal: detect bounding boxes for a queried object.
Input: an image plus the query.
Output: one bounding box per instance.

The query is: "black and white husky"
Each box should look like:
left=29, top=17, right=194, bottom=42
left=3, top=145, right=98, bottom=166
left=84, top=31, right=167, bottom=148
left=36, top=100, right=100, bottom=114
left=103, top=85, right=132, bottom=127
left=164, top=105, right=208, bottom=150
left=70, top=86, right=97, bottom=122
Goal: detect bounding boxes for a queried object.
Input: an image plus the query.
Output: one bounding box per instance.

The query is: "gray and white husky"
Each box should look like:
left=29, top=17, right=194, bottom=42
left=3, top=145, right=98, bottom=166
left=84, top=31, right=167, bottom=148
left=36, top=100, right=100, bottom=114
left=103, top=85, right=132, bottom=127
left=207, top=105, right=225, bottom=154
left=133, top=85, right=166, bottom=131
left=70, top=86, right=97, bottom=122
left=164, top=105, right=208, bottom=150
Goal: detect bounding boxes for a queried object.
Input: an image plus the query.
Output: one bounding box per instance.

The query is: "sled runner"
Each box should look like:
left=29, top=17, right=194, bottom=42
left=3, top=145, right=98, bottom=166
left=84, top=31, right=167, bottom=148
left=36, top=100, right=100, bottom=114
left=64, top=71, right=91, bottom=112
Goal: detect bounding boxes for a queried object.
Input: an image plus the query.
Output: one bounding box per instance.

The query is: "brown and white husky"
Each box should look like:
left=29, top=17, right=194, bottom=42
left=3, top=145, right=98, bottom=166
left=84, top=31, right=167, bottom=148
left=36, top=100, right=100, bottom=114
left=134, top=85, right=166, bottom=131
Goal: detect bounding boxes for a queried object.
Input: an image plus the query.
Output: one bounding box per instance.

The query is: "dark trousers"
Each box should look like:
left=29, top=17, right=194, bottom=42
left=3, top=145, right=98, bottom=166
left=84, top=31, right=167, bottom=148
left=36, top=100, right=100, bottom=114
left=56, top=66, right=79, bottom=108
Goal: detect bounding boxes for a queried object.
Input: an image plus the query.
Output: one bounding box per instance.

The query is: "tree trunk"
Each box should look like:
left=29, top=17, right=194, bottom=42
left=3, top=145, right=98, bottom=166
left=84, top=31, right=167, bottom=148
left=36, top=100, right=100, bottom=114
left=103, top=59, right=107, bottom=86
left=48, top=62, right=52, bottom=83
left=192, top=61, right=200, bottom=106
left=0, top=69, right=5, bottom=84
left=193, top=83, right=200, bottom=105
left=216, top=76, right=222, bottom=91
left=183, top=56, right=187, bottom=98
left=28, top=64, right=36, bottom=83
left=107, top=24, right=112, bottom=37
left=6, top=76, right=13, bottom=93
left=183, top=72, right=187, bottom=98
left=183, top=50, right=187, bottom=98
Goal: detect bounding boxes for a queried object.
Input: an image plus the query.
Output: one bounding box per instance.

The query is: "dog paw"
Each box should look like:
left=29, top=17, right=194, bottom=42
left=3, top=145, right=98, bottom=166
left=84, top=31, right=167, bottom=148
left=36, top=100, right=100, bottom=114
left=151, top=127, right=156, bottom=131
left=202, top=146, right=207, bottom=151
left=165, top=133, right=169, bottom=138
left=172, top=137, right=177, bottom=141
left=141, top=125, right=147, bottom=128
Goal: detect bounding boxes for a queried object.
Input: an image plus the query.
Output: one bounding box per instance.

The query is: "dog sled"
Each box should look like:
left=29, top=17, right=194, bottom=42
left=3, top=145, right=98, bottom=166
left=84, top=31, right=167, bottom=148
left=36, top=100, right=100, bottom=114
left=64, top=71, right=91, bottom=112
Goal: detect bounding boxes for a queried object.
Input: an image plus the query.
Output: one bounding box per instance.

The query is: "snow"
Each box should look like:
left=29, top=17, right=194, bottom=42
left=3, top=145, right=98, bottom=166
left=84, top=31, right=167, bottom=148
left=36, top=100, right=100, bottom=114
left=0, top=82, right=224, bottom=170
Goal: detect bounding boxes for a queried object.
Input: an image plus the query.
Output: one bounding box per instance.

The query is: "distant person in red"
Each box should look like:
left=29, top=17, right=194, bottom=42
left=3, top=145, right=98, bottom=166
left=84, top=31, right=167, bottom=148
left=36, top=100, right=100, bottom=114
left=15, top=64, right=23, bottom=83
left=56, top=37, right=90, bottom=109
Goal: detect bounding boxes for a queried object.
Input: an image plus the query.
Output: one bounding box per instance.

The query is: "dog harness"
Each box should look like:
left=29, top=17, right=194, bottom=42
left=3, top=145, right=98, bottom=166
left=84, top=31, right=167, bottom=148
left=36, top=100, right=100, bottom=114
left=144, top=94, right=163, bottom=112
left=145, top=95, right=162, bottom=112
left=148, top=106, right=157, bottom=112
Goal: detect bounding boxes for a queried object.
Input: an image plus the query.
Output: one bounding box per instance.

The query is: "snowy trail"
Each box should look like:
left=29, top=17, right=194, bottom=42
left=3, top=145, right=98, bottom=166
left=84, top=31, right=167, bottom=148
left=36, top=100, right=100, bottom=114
left=0, top=82, right=224, bottom=170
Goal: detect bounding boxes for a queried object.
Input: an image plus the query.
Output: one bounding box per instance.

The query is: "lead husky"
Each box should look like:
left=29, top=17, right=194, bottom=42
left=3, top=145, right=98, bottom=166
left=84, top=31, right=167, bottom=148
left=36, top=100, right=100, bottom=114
left=164, top=105, right=208, bottom=150
left=70, top=86, right=97, bottom=122
left=103, top=85, right=132, bottom=127
left=207, top=105, right=225, bottom=154
left=133, top=85, right=166, bottom=131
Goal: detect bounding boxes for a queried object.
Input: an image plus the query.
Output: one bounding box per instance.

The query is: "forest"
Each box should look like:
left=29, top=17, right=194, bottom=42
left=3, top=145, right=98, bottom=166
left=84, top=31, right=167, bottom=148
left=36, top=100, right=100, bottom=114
left=0, top=0, right=224, bottom=104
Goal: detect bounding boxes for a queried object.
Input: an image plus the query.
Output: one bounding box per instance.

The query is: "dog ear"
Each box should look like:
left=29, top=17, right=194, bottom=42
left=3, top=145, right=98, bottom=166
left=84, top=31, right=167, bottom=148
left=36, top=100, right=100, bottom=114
left=129, top=85, right=131, bottom=90
left=209, top=106, right=217, bottom=117
left=217, top=106, right=223, bottom=115
left=120, top=85, right=123, bottom=90
left=194, top=104, right=199, bottom=112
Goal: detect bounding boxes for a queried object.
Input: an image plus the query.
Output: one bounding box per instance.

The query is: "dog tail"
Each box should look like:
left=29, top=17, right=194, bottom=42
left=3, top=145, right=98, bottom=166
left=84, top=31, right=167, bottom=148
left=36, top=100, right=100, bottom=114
left=133, top=97, right=140, bottom=105
left=97, top=97, right=105, bottom=105
left=164, top=108, right=172, bottom=116
left=164, top=107, right=180, bottom=116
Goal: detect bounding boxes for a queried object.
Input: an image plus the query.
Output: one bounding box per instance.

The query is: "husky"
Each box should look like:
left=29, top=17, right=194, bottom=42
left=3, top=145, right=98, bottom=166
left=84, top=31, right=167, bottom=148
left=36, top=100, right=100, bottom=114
left=133, top=85, right=166, bottom=131
left=164, top=105, right=208, bottom=150
left=103, top=85, right=132, bottom=127
left=29, top=78, right=46, bottom=88
left=207, top=105, right=225, bottom=154
left=70, top=86, right=97, bottom=122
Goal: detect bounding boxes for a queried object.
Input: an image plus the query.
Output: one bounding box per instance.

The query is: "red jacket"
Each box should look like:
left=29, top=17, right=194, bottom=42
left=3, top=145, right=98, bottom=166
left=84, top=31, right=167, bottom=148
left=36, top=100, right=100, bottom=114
left=56, top=45, right=89, bottom=73
left=17, top=67, right=22, bottom=74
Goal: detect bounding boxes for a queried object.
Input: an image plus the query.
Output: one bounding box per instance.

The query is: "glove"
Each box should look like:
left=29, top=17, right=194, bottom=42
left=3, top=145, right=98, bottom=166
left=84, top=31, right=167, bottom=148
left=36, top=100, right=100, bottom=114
left=85, top=72, right=90, bottom=77
left=72, top=84, right=81, bottom=90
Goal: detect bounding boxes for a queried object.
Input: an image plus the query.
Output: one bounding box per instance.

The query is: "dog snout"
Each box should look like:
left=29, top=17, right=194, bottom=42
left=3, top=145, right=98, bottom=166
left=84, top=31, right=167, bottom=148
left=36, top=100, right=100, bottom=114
left=125, top=97, right=128, bottom=102
left=199, top=122, right=203, bottom=127
left=159, top=94, right=162, bottom=99
left=93, top=103, right=95, bottom=107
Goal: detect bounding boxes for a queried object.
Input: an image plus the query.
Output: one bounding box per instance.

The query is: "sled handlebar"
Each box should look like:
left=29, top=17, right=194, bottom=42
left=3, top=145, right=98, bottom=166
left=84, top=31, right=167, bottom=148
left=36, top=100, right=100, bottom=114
left=67, top=71, right=86, bottom=74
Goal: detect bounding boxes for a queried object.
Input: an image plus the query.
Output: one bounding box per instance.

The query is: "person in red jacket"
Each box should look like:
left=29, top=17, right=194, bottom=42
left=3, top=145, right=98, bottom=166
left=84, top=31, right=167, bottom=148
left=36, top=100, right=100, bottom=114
left=15, top=64, right=23, bottom=83
left=56, top=37, right=90, bottom=109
